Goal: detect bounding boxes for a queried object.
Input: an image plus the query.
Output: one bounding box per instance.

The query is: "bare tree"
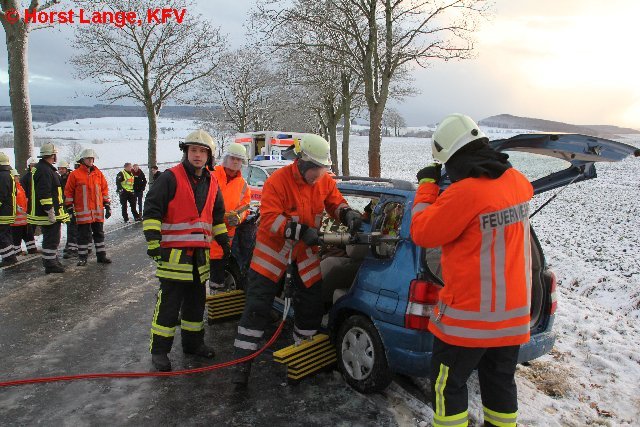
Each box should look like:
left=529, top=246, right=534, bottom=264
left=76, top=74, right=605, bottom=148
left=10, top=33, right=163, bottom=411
left=1, top=0, right=58, bottom=173
left=256, top=0, right=490, bottom=177
left=383, top=108, right=407, bottom=137
left=197, top=47, right=277, bottom=134
left=70, top=0, right=225, bottom=169
left=196, top=107, right=234, bottom=158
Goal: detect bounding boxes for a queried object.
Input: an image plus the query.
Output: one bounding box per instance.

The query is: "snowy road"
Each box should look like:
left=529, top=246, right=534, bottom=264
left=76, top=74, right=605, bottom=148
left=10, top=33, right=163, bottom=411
left=0, top=224, right=430, bottom=426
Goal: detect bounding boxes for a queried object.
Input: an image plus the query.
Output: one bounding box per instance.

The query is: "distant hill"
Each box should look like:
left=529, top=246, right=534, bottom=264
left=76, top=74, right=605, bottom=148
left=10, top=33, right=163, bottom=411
left=479, top=114, right=640, bottom=137
left=0, top=104, right=210, bottom=124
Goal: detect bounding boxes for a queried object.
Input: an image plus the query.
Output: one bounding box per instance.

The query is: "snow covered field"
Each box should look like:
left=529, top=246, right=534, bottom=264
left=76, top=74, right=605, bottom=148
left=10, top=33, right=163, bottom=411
left=1, top=117, right=639, bottom=425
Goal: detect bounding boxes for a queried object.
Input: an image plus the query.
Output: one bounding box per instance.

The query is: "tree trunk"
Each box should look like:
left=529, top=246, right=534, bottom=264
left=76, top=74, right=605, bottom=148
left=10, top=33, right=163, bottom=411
left=146, top=106, right=159, bottom=171
left=341, top=73, right=351, bottom=176
left=4, top=22, right=33, bottom=174
left=368, top=107, right=383, bottom=177
left=325, top=102, right=339, bottom=175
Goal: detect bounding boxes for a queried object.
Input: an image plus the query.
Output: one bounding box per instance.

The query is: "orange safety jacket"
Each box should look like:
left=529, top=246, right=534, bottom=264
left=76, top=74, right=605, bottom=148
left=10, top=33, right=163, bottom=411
left=210, top=165, right=251, bottom=260
left=251, top=161, right=348, bottom=287
left=64, top=164, right=110, bottom=224
left=160, top=164, right=218, bottom=248
left=410, top=168, right=534, bottom=348
left=12, top=182, right=28, bottom=227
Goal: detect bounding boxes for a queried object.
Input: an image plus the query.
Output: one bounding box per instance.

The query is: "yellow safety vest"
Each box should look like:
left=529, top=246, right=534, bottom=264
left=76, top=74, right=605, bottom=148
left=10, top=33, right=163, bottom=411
left=121, top=170, right=135, bottom=192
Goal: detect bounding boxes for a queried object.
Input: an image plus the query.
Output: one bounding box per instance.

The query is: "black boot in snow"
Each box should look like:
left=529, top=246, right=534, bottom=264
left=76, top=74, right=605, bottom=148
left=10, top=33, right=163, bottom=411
left=0, top=255, right=18, bottom=267
left=151, top=353, right=172, bottom=372
left=96, top=253, right=112, bottom=264
left=77, top=256, right=88, bottom=266
left=44, top=260, right=65, bottom=274
left=183, top=343, right=216, bottom=359
left=63, top=249, right=77, bottom=259
left=230, top=361, right=252, bottom=388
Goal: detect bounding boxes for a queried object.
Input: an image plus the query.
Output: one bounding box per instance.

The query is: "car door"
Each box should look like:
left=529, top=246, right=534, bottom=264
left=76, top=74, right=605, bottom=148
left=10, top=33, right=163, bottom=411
left=488, top=133, right=639, bottom=194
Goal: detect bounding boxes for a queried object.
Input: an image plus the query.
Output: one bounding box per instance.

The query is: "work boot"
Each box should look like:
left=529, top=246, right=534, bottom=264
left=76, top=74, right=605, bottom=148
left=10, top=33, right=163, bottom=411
left=0, top=255, right=19, bottom=267
left=96, top=253, right=112, bottom=264
left=63, top=249, right=77, bottom=259
left=151, top=353, right=172, bottom=372
left=183, top=343, right=216, bottom=359
left=230, top=361, right=252, bottom=388
left=77, top=256, right=88, bottom=266
left=44, top=260, right=65, bottom=274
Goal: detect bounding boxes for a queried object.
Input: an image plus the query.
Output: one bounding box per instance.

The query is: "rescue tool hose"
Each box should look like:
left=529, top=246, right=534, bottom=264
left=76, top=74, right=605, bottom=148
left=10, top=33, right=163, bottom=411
left=0, top=302, right=291, bottom=389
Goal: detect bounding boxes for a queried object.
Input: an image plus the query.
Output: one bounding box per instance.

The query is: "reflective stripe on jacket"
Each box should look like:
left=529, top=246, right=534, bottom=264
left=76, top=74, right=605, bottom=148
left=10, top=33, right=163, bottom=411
left=250, top=161, right=348, bottom=287
left=210, top=165, right=251, bottom=260
left=27, top=159, right=69, bottom=225
left=11, top=182, right=27, bottom=227
left=0, top=169, right=16, bottom=225
left=410, top=168, right=534, bottom=347
left=159, top=163, right=218, bottom=249
left=64, top=164, right=110, bottom=224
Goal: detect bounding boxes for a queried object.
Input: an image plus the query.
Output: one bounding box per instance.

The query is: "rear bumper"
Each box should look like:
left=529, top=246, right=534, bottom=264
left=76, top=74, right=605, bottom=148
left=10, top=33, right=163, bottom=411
left=374, top=318, right=556, bottom=378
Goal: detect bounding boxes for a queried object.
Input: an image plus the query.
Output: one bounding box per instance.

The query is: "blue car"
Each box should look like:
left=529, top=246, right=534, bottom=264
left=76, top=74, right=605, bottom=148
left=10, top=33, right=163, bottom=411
left=303, top=133, right=638, bottom=394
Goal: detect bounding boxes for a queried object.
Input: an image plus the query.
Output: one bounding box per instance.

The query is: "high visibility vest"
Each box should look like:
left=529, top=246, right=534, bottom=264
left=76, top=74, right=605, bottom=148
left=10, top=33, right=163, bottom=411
left=411, top=168, right=534, bottom=348
left=159, top=163, right=218, bottom=249
left=121, top=170, right=135, bottom=192
left=64, top=164, right=110, bottom=224
left=11, top=182, right=27, bottom=227
left=0, top=173, right=16, bottom=225
left=250, top=161, right=348, bottom=287
left=209, top=166, right=251, bottom=260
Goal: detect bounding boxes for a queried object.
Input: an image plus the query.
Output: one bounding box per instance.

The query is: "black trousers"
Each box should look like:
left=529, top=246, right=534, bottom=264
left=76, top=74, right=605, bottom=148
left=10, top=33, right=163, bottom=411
left=77, top=222, right=105, bottom=257
left=119, top=191, right=139, bottom=221
left=40, top=222, right=62, bottom=265
left=149, top=265, right=207, bottom=354
left=209, top=258, right=227, bottom=285
left=134, top=191, right=144, bottom=215
left=232, top=267, right=324, bottom=358
left=430, top=336, right=519, bottom=427
left=64, top=214, right=78, bottom=253
left=0, top=224, right=14, bottom=260
left=11, top=224, right=36, bottom=253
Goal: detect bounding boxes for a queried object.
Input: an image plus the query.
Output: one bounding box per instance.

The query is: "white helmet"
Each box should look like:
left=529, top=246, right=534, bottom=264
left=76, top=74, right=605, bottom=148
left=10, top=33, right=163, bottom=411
left=0, top=152, right=10, bottom=166
left=431, top=114, right=487, bottom=163
left=11, top=168, right=20, bottom=176
left=27, top=156, right=37, bottom=167
left=39, top=142, right=58, bottom=157
left=57, top=160, right=70, bottom=169
left=295, top=134, right=331, bottom=167
left=180, top=130, right=216, bottom=155
left=78, top=148, right=98, bottom=160
left=222, top=143, right=248, bottom=170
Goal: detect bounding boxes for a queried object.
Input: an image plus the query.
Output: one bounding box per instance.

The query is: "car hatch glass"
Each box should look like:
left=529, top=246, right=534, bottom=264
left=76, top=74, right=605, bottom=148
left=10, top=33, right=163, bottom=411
left=501, top=151, right=571, bottom=182
left=248, top=167, right=267, bottom=186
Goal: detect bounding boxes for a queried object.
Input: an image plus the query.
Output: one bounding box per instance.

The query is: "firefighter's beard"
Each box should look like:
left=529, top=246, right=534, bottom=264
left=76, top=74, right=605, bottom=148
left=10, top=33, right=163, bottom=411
left=303, top=167, right=326, bottom=185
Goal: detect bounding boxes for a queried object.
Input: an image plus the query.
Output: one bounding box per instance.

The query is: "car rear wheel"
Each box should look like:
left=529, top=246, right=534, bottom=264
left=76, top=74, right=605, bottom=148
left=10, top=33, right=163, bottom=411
left=337, top=315, right=392, bottom=393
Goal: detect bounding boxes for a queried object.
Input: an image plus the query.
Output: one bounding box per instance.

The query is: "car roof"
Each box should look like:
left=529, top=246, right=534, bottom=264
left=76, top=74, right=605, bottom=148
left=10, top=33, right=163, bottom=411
left=250, top=160, right=293, bottom=168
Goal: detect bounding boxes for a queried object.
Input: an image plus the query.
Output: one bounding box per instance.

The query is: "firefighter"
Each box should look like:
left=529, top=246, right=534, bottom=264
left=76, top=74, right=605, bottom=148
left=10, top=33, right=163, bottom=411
left=64, top=149, right=112, bottom=266
left=116, top=162, right=140, bottom=222
left=10, top=169, right=30, bottom=257
left=18, top=157, right=38, bottom=254
left=0, top=153, right=18, bottom=267
left=131, top=163, right=147, bottom=215
left=27, top=143, right=70, bottom=274
left=58, top=160, right=78, bottom=259
left=410, top=114, right=533, bottom=427
left=142, top=130, right=229, bottom=372
left=230, top=134, right=363, bottom=387
left=208, top=143, right=251, bottom=292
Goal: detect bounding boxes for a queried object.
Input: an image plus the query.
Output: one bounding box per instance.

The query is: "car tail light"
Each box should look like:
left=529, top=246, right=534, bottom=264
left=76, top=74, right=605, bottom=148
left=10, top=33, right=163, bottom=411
left=405, top=279, right=442, bottom=330
left=549, top=271, right=557, bottom=315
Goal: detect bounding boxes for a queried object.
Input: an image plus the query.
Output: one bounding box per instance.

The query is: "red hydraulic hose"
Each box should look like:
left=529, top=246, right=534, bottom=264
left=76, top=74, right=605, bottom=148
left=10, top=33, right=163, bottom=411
left=0, top=320, right=286, bottom=388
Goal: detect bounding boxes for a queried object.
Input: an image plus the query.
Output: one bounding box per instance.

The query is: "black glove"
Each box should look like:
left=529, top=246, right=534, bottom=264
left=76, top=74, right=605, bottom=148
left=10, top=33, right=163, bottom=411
left=147, top=241, right=161, bottom=262
left=417, top=163, right=442, bottom=184
left=66, top=205, right=74, bottom=215
left=341, top=208, right=363, bottom=234
left=284, top=221, right=319, bottom=246
left=104, top=204, right=111, bottom=219
left=215, top=233, right=231, bottom=259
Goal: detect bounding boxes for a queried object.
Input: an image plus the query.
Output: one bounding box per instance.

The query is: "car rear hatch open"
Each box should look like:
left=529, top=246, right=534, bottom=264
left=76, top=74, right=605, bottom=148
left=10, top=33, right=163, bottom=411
left=490, top=133, right=639, bottom=194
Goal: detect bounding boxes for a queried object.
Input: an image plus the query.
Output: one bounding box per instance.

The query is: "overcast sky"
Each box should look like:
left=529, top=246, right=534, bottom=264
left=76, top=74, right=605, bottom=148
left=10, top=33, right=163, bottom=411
left=1, top=0, right=638, bottom=128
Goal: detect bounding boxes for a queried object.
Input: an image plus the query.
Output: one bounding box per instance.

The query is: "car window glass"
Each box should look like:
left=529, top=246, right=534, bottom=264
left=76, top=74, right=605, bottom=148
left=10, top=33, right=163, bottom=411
left=265, top=167, right=280, bottom=176
left=241, top=165, right=249, bottom=178
left=372, top=201, right=404, bottom=258
left=500, top=151, right=571, bottom=182
left=248, top=167, right=267, bottom=186
left=423, top=248, right=443, bottom=282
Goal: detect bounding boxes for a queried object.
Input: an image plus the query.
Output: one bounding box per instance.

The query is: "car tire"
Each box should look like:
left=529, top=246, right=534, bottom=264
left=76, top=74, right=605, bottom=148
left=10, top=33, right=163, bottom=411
left=337, top=314, right=392, bottom=393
